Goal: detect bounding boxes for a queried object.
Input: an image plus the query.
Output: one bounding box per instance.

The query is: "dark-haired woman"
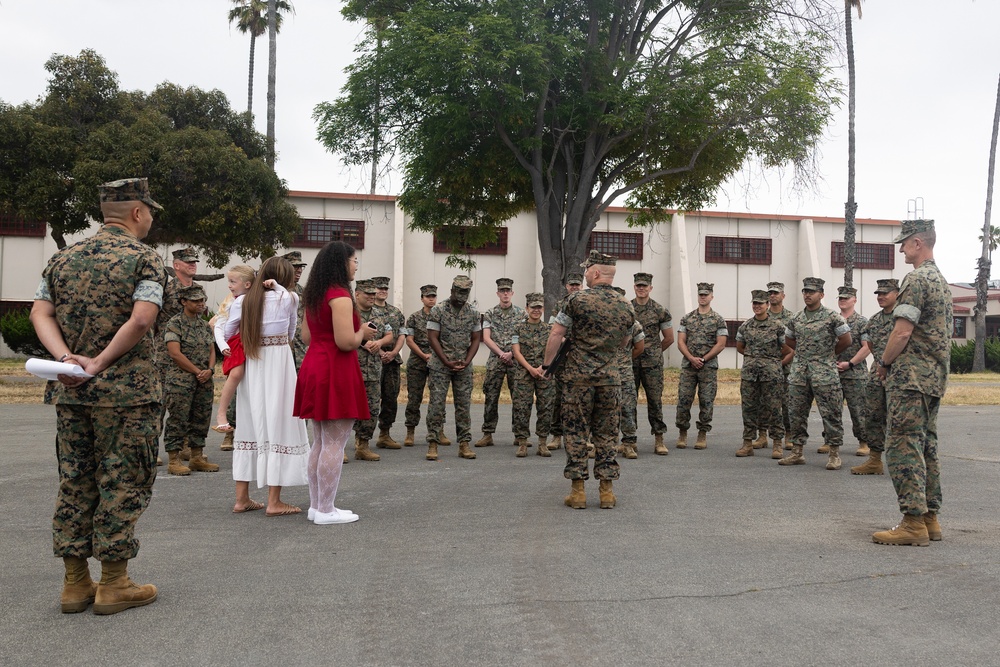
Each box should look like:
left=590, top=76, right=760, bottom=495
left=294, top=242, right=375, bottom=525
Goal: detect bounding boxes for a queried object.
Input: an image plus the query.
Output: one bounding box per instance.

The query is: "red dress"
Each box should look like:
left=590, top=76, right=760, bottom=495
left=293, top=286, right=370, bottom=421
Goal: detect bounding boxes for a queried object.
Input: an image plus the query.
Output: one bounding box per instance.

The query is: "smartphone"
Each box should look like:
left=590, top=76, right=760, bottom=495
left=367, top=322, right=378, bottom=330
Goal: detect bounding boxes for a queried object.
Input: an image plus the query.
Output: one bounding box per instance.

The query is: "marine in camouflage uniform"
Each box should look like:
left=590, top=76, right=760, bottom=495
left=31, top=177, right=165, bottom=612
left=631, top=273, right=673, bottom=444
left=156, top=247, right=201, bottom=435
left=851, top=279, right=899, bottom=476
left=353, top=281, right=392, bottom=456
left=675, top=283, right=728, bottom=445
left=615, top=292, right=645, bottom=459
left=402, top=284, right=442, bottom=443
left=281, top=251, right=309, bottom=372
left=835, top=286, right=869, bottom=450
left=548, top=272, right=583, bottom=443
left=766, top=282, right=794, bottom=445
left=735, top=290, right=787, bottom=458
left=546, top=251, right=635, bottom=508
left=510, top=293, right=555, bottom=455
left=780, top=277, right=852, bottom=469
left=426, top=275, right=482, bottom=459
left=371, top=276, right=406, bottom=446
left=162, top=285, right=216, bottom=466
left=873, top=220, right=951, bottom=546
left=478, top=278, right=526, bottom=445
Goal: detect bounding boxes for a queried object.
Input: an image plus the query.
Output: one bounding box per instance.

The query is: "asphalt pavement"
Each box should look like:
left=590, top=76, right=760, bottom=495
left=1, top=402, right=998, bottom=666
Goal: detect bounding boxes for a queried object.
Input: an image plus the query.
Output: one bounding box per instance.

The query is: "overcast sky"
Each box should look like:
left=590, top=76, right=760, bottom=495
left=2, top=0, right=999, bottom=282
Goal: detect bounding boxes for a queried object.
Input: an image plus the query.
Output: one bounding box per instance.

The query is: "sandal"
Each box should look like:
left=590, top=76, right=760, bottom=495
left=232, top=500, right=264, bottom=514
left=265, top=505, right=302, bottom=517
left=212, top=423, right=234, bottom=433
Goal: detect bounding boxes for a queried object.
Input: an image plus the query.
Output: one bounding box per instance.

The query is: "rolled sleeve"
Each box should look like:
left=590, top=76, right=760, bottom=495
left=660, top=320, right=672, bottom=331
left=511, top=334, right=520, bottom=345
left=426, top=321, right=441, bottom=331
left=716, top=327, right=729, bottom=337
left=553, top=311, right=572, bottom=328
left=34, top=279, right=52, bottom=302
left=134, top=279, right=164, bottom=306
left=834, top=323, right=851, bottom=337
left=893, top=304, right=921, bottom=325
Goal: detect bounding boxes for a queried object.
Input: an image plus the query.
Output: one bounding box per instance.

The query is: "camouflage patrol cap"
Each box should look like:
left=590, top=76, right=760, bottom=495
left=697, top=282, right=714, bottom=295
left=837, top=286, right=858, bottom=299
left=420, top=284, right=438, bottom=297
left=496, top=278, right=514, bottom=290
left=893, top=219, right=935, bottom=243
left=525, top=292, right=545, bottom=307
left=874, top=278, right=900, bottom=294
left=580, top=250, right=617, bottom=267
left=178, top=284, right=207, bottom=302
left=356, top=279, right=377, bottom=294
left=802, top=277, right=825, bottom=292
left=751, top=290, right=769, bottom=304
left=98, top=177, right=162, bottom=211
left=766, top=281, right=785, bottom=293
left=452, top=275, right=473, bottom=290
left=282, top=251, right=307, bottom=267
left=565, top=272, right=583, bottom=285
left=172, top=247, right=199, bottom=262
left=372, top=276, right=390, bottom=289
left=633, top=272, right=653, bottom=286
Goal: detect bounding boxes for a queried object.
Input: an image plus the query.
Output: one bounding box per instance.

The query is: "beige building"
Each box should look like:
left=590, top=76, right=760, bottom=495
left=2, top=191, right=909, bottom=367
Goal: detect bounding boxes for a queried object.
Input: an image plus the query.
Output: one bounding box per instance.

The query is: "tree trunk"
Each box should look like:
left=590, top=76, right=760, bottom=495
left=370, top=28, right=382, bottom=195
left=266, top=0, right=277, bottom=168
left=842, top=1, right=858, bottom=288
left=247, top=33, right=256, bottom=117
left=973, top=73, right=1000, bottom=372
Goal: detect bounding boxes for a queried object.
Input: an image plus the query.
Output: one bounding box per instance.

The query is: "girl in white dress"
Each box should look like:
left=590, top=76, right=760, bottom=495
left=224, top=257, right=310, bottom=516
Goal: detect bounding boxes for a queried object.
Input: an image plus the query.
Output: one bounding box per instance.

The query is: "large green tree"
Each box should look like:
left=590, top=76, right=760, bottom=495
left=227, top=0, right=294, bottom=117
left=317, top=0, right=841, bottom=307
left=0, top=50, right=300, bottom=266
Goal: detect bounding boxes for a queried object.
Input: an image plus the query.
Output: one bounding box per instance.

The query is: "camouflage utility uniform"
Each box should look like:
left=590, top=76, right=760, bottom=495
left=548, top=297, right=570, bottom=439
left=736, top=315, right=786, bottom=441
left=481, top=303, right=526, bottom=435
left=838, top=311, right=869, bottom=443
left=675, top=309, right=728, bottom=433
left=511, top=319, right=555, bottom=441
left=374, top=301, right=405, bottom=432
left=785, top=307, right=850, bottom=448
left=426, top=301, right=481, bottom=444
left=354, top=308, right=390, bottom=441
left=292, top=283, right=307, bottom=371
left=402, top=308, right=438, bottom=434
left=162, top=311, right=214, bottom=453
left=631, top=299, right=671, bottom=435
left=36, top=225, right=166, bottom=561
left=555, top=286, right=635, bottom=480
left=768, top=307, right=794, bottom=435
left=619, top=321, right=645, bottom=448
left=156, top=277, right=199, bottom=427
left=862, top=309, right=894, bottom=453
left=885, top=260, right=951, bottom=516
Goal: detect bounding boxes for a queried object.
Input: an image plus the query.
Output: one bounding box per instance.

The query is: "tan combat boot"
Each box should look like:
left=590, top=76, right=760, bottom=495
left=458, top=441, right=477, bottom=459
left=376, top=429, right=401, bottom=449
left=355, top=439, right=381, bottom=461
left=599, top=480, right=616, bottom=509
left=515, top=439, right=528, bottom=458
left=92, top=560, right=158, bottom=615
left=426, top=442, right=439, bottom=461
left=653, top=433, right=668, bottom=456
left=403, top=427, right=415, bottom=447
left=61, top=556, right=97, bottom=614
left=778, top=444, right=805, bottom=466
left=474, top=433, right=493, bottom=447
left=817, top=443, right=830, bottom=454
left=736, top=439, right=754, bottom=457
left=180, top=441, right=191, bottom=461
left=536, top=437, right=551, bottom=457
left=439, top=433, right=452, bottom=446
left=851, top=451, right=884, bottom=475
left=923, top=512, right=943, bottom=541
left=856, top=441, right=870, bottom=457
left=825, top=445, right=842, bottom=470
left=188, top=447, right=219, bottom=472
left=872, top=514, right=930, bottom=547
left=623, top=444, right=638, bottom=459
left=676, top=430, right=688, bottom=449
left=564, top=479, right=586, bottom=509
left=771, top=439, right=783, bottom=460
left=167, top=450, right=191, bottom=476
left=220, top=431, right=234, bottom=451
left=784, top=437, right=792, bottom=451
left=752, top=429, right=768, bottom=449
left=694, top=431, right=707, bottom=450
left=548, top=435, right=562, bottom=450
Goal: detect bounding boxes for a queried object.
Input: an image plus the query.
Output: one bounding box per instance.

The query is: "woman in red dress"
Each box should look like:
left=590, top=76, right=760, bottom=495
left=294, top=241, right=376, bottom=525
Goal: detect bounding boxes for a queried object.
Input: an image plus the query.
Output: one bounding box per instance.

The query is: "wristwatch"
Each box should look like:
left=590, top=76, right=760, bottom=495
left=878, top=359, right=891, bottom=369
left=848, top=361, right=855, bottom=369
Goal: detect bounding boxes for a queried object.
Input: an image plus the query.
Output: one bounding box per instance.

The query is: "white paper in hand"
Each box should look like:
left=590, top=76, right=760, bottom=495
left=25, top=358, right=94, bottom=381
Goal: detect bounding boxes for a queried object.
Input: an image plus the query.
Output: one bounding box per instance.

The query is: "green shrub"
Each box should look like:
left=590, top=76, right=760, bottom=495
left=0, top=307, right=49, bottom=359
left=985, top=337, right=1000, bottom=371
left=950, top=340, right=974, bottom=374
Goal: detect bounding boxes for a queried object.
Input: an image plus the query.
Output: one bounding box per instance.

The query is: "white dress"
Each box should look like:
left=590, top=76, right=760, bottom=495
left=225, top=286, right=310, bottom=488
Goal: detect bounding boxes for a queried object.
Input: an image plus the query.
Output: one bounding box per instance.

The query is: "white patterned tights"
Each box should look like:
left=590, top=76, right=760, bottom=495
left=307, top=419, right=351, bottom=513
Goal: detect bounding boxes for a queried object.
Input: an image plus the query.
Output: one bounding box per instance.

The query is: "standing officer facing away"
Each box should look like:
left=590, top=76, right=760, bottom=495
left=31, top=177, right=166, bottom=615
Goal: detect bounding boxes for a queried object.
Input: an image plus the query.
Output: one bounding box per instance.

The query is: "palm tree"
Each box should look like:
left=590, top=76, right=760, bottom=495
left=842, top=0, right=863, bottom=288
left=974, top=75, right=1000, bottom=372
left=227, top=0, right=293, bottom=118
left=979, top=225, right=1000, bottom=253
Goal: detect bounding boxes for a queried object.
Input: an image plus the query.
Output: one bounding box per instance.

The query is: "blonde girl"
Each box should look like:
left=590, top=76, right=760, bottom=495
left=212, top=265, right=255, bottom=441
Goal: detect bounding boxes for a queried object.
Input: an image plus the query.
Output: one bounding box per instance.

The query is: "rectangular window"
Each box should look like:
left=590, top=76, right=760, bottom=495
left=724, top=320, right=742, bottom=348
left=587, top=231, right=643, bottom=261
left=705, top=236, right=772, bottom=265
left=831, top=242, right=895, bottom=270
left=0, top=212, right=46, bottom=237
left=432, top=227, right=508, bottom=255
left=952, top=316, right=967, bottom=339
left=293, top=219, right=365, bottom=249
left=0, top=300, right=33, bottom=317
